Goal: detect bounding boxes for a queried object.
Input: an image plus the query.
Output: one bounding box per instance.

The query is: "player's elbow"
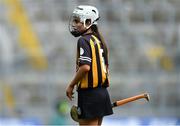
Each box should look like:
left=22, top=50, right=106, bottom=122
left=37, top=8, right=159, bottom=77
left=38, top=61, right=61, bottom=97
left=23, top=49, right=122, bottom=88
left=80, top=65, right=90, bottom=72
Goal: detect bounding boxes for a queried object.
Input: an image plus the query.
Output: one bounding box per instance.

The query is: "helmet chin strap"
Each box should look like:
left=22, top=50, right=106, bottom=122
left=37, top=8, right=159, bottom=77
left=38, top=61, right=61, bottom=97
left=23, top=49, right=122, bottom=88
left=84, top=23, right=92, bottom=30
left=81, top=20, right=93, bottom=35
left=81, top=27, right=91, bottom=36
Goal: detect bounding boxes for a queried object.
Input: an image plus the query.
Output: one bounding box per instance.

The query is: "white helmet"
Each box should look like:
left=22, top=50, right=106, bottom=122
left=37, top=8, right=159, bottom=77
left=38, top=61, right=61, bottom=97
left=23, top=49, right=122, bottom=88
left=69, top=5, right=100, bottom=37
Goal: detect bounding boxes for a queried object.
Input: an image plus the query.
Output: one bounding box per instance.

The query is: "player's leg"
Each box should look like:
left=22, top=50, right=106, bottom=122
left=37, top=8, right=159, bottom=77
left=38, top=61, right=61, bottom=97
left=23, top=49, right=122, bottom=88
left=98, top=117, right=103, bottom=125
left=79, top=118, right=99, bottom=125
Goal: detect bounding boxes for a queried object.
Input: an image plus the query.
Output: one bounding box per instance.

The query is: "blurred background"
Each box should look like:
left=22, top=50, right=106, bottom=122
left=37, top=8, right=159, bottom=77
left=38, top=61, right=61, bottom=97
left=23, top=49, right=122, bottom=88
left=0, top=0, right=180, bottom=125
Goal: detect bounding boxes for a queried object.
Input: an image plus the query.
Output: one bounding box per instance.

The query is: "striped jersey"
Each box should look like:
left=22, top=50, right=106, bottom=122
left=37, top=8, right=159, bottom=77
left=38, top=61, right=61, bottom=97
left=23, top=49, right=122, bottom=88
left=76, top=33, right=109, bottom=90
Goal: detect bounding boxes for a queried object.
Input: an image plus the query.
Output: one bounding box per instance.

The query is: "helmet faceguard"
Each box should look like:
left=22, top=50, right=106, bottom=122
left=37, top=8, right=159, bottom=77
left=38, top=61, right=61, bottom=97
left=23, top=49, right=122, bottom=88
left=69, top=5, right=100, bottom=37
left=69, top=14, right=83, bottom=37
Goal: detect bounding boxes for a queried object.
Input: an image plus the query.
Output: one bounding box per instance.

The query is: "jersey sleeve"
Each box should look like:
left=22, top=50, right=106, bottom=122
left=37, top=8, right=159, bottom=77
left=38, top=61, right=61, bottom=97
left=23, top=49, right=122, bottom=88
left=77, top=37, right=91, bottom=66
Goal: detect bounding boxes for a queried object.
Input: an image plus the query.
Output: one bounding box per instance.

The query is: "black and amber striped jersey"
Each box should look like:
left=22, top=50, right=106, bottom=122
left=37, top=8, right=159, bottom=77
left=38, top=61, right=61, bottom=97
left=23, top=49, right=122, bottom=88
left=76, top=33, right=109, bottom=90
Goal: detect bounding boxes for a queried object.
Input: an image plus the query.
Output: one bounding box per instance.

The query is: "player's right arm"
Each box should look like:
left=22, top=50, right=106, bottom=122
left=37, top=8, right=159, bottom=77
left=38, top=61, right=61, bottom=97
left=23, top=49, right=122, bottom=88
left=66, top=64, right=90, bottom=101
left=66, top=37, right=91, bottom=101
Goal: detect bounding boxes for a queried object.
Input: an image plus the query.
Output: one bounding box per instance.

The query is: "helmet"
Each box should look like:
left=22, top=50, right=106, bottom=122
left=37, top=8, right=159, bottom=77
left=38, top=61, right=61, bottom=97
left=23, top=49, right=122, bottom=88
left=69, top=5, right=100, bottom=37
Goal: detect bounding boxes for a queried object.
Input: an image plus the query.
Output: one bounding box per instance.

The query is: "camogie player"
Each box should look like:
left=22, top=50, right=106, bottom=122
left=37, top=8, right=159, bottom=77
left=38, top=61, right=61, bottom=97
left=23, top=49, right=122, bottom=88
left=66, top=5, right=113, bottom=125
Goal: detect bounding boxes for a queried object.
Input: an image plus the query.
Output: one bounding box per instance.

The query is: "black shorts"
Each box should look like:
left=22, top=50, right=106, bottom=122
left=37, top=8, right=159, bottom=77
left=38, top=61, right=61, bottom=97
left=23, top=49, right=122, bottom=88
left=77, top=87, right=113, bottom=119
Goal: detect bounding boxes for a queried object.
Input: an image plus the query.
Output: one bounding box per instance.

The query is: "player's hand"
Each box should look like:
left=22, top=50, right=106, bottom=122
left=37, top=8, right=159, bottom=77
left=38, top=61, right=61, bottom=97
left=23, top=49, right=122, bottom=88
left=66, top=84, right=75, bottom=101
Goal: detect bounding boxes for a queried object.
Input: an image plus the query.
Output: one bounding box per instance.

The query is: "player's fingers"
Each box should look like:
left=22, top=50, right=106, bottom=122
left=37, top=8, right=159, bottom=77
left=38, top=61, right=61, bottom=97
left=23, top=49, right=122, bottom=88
left=66, top=91, right=74, bottom=101
left=70, top=92, right=75, bottom=99
left=66, top=91, right=70, bottom=99
left=67, top=93, right=72, bottom=101
left=69, top=97, right=72, bottom=101
left=66, top=91, right=69, bottom=97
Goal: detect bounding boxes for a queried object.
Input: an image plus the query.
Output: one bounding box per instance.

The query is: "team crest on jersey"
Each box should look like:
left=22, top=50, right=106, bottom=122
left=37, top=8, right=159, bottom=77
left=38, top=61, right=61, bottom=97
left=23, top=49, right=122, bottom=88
left=80, top=47, right=84, bottom=55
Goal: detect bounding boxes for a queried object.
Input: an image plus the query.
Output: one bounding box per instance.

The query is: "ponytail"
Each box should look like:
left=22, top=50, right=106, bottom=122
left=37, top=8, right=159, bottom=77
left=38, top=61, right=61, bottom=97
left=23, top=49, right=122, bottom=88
left=91, top=25, right=109, bottom=66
